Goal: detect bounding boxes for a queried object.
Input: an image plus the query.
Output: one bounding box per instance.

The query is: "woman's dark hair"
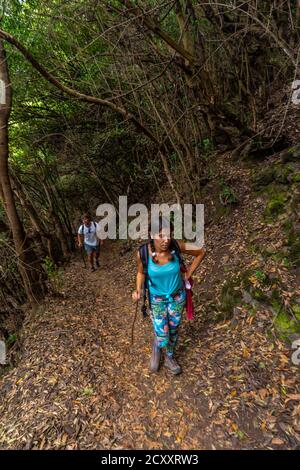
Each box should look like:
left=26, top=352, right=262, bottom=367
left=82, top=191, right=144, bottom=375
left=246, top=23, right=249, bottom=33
left=82, top=212, right=91, bottom=220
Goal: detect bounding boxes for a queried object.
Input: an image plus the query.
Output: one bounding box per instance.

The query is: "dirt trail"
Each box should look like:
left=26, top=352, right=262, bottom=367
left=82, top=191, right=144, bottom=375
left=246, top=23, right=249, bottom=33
left=0, top=239, right=299, bottom=450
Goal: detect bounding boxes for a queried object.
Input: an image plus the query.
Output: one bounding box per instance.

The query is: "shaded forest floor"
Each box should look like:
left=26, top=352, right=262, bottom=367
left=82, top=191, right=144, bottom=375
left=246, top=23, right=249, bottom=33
left=0, top=234, right=299, bottom=449
left=2, top=0, right=300, bottom=451
left=1, top=110, right=300, bottom=448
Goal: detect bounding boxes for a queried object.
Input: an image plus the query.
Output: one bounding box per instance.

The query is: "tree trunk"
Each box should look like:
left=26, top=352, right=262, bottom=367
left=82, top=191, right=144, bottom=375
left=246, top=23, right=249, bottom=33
left=11, top=174, right=62, bottom=263
left=42, top=181, right=70, bottom=258
left=0, top=40, right=45, bottom=304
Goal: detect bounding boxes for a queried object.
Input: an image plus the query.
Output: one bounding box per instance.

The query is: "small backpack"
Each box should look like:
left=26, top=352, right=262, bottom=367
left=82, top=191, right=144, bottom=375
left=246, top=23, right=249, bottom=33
left=138, top=239, right=185, bottom=317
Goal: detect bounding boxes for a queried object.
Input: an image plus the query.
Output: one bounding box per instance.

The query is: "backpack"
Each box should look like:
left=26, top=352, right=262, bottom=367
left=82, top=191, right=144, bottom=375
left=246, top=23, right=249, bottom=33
left=138, top=239, right=185, bottom=318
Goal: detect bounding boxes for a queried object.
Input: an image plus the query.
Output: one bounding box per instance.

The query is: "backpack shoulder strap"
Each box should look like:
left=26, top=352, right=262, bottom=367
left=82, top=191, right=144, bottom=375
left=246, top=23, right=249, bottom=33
left=93, top=221, right=97, bottom=229
left=139, top=242, right=149, bottom=275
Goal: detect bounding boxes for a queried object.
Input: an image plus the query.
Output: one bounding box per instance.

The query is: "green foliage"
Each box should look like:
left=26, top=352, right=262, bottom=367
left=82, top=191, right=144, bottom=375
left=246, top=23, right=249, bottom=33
left=220, top=269, right=276, bottom=316
left=292, top=304, right=300, bottom=321
left=219, top=179, right=238, bottom=206
left=253, top=270, right=267, bottom=284
left=1, top=0, right=299, bottom=327
left=220, top=266, right=300, bottom=339
left=201, top=138, right=214, bottom=156
left=274, top=311, right=300, bottom=339
left=42, top=256, right=64, bottom=293
left=82, top=387, right=94, bottom=397
left=0, top=203, right=5, bottom=222
left=264, top=190, right=287, bottom=219
left=6, top=333, right=17, bottom=347
left=291, top=172, right=300, bottom=183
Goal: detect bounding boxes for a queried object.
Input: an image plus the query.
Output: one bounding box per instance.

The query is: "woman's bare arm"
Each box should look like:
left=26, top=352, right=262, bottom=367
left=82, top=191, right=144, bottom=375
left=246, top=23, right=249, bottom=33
left=132, top=251, right=145, bottom=300
left=177, top=241, right=206, bottom=279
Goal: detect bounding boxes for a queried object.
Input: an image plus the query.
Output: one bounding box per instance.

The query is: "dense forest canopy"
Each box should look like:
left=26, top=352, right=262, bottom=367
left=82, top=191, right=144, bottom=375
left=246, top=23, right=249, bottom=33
left=0, top=0, right=299, bottom=319
left=0, top=0, right=300, bottom=452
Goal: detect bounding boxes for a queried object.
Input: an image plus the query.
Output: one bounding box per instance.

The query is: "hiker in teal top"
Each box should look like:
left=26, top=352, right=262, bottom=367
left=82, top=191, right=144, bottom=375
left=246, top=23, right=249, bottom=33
left=132, top=218, right=206, bottom=375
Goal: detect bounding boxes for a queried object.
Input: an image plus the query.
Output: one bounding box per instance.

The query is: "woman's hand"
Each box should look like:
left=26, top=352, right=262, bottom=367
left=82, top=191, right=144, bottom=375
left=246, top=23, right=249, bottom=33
left=184, top=270, right=191, bottom=280
left=132, top=290, right=141, bottom=302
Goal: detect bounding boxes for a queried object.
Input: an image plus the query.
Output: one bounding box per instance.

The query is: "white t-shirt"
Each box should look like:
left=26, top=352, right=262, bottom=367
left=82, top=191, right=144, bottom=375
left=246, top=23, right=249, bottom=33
left=78, top=222, right=98, bottom=246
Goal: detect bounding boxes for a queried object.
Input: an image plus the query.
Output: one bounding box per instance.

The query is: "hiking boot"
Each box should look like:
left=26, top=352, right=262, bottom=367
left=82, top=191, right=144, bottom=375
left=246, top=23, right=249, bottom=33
left=96, top=259, right=100, bottom=268
left=150, top=341, right=161, bottom=373
left=164, top=355, right=181, bottom=375
left=91, top=266, right=96, bottom=272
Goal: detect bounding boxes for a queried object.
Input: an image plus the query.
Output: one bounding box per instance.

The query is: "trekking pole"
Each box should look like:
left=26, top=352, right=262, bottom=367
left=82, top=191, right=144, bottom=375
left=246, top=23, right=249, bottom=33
left=80, top=244, right=86, bottom=269
left=130, top=300, right=139, bottom=347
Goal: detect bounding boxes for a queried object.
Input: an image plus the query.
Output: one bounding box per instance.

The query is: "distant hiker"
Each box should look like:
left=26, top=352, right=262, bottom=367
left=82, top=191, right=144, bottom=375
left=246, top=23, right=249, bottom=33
left=78, top=213, right=101, bottom=272
left=132, top=217, right=206, bottom=375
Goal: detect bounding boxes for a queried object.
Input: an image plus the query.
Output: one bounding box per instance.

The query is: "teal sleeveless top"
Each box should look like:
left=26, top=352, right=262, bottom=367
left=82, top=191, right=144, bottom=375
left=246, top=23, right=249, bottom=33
left=148, top=253, right=183, bottom=300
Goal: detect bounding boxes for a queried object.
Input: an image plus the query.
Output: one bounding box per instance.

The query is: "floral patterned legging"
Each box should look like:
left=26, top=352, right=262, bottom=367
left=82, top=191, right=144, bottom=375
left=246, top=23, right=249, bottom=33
left=149, top=289, right=186, bottom=357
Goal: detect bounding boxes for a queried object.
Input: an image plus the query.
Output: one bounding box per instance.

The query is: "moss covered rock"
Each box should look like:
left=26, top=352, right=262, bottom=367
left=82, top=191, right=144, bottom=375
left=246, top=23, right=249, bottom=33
left=220, top=278, right=243, bottom=318
left=274, top=310, right=300, bottom=339
left=264, top=191, right=288, bottom=218
left=252, top=168, right=276, bottom=190
left=280, top=144, right=300, bottom=163
left=287, top=228, right=300, bottom=267
left=219, top=267, right=300, bottom=340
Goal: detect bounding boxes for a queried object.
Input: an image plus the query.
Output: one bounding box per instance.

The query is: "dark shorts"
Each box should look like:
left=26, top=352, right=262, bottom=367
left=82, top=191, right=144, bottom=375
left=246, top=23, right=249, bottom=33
left=84, top=243, right=100, bottom=255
